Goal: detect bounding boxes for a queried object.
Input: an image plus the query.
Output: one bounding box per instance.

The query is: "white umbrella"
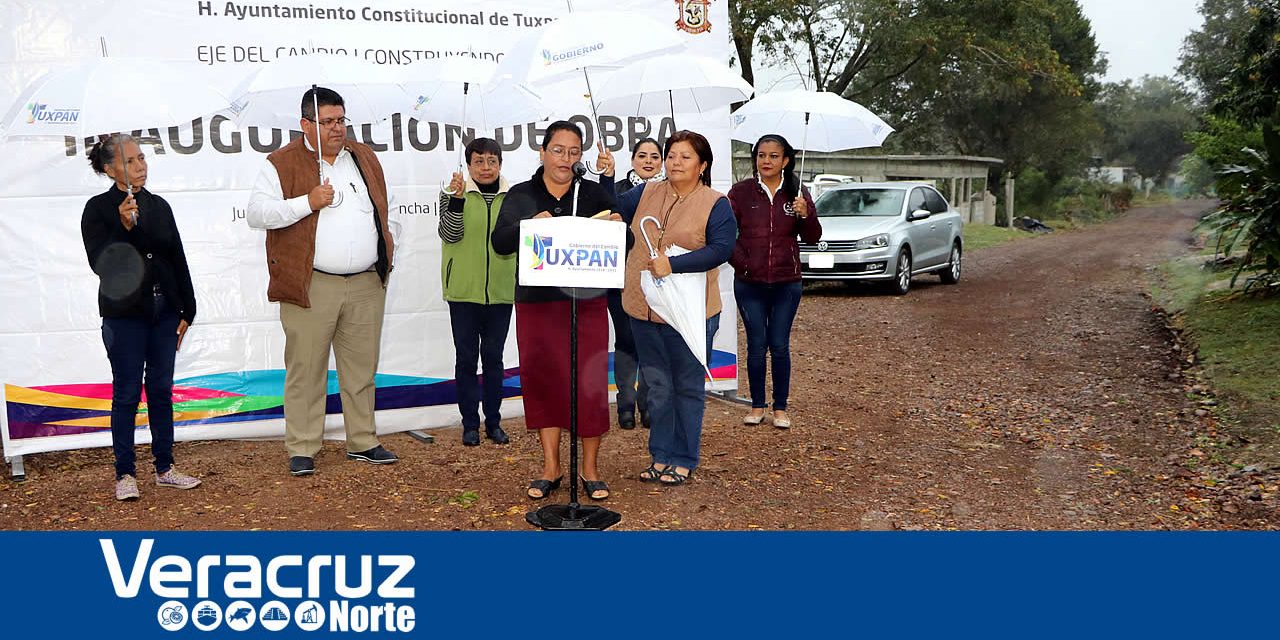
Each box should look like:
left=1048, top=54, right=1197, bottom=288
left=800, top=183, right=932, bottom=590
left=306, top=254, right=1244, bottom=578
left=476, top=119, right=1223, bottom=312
left=494, top=9, right=685, bottom=172
left=638, top=216, right=713, bottom=380
left=595, top=53, right=754, bottom=126
left=494, top=10, right=685, bottom=87
left=1, top=57, right=235, bottom=139
left=229, top=53, right=410, bottom=207
left=1, top=57, right=237, bottom=208
left=402, top=57, right=551, bottom=194
left=228, top=53, right=407, bottom=129
left=403, top=57, right=549, bottom=132
left=731, top=89, right=895, bottom=178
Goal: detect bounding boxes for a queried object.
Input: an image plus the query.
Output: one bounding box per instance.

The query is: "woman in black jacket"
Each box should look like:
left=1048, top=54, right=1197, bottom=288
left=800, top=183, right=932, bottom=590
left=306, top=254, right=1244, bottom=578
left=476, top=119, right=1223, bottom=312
left=81, top=134, right=201, bottom=501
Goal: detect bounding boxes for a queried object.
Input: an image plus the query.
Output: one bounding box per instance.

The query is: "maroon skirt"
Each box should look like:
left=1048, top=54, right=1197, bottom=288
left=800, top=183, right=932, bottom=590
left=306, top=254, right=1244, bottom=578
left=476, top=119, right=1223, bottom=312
left=515, top=297, right=610, bottom=438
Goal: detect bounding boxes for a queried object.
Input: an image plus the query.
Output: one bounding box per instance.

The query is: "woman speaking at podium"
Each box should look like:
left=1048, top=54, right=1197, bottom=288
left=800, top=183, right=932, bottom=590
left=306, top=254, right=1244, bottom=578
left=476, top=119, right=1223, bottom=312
left=492, top=120, right=620, bottom=502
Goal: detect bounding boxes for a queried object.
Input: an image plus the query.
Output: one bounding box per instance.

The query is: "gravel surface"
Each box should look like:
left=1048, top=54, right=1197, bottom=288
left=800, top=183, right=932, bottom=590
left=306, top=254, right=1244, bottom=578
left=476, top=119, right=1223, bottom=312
left=3, top=199, right=1276, bottom=530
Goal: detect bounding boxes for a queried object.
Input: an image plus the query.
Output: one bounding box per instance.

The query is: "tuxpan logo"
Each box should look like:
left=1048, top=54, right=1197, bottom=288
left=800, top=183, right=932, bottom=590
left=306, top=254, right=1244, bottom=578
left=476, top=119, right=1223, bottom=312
left=524, top=233, right=620, bottom=271
left=524, top=233, right=551, bottom=269
left=101, top=539, right=417, bottom=633
left=541, top=42, right=604, bottom=66
left=26, top=102, right=81, bottom=124
left=413, top=95, right=428, bottom=111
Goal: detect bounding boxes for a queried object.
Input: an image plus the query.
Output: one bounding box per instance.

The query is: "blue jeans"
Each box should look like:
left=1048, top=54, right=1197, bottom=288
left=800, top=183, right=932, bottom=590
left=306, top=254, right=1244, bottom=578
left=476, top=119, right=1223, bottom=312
left=607, top=289, right=646, bottom=417
left=633, top=313, right=719, bottom=471
left=448, top=301, right=513, bottom=431
left=734, top=279, right=803, bottom=411
left=101, top=293, right=180, bottom=479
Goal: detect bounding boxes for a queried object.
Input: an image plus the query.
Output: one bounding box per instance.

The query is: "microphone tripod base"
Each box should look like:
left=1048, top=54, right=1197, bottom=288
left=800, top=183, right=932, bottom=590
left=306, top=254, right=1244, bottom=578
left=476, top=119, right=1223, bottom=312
left=526, top=503, right=621, bottom=531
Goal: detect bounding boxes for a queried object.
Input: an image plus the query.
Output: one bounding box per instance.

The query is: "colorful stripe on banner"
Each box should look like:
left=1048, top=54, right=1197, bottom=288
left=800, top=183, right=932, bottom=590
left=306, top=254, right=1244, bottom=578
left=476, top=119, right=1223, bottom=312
left=4, top=350, right=738, bottom=440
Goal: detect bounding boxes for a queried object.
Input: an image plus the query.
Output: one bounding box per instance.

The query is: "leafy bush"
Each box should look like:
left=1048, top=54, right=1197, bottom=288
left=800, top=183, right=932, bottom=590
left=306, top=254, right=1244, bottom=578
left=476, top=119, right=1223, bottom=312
left=1199, top=121, right=1280, bottom=292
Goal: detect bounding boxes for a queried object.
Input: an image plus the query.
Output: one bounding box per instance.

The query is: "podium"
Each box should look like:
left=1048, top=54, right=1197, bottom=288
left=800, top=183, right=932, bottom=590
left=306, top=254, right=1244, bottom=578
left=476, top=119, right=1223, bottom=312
left=518, top=212, right=626, bottom=531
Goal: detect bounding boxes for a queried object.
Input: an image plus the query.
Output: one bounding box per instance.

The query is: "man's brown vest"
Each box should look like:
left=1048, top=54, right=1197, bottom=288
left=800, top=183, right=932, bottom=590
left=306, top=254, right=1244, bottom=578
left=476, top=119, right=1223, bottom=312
left=264, top=137, right=394, bottom=308
left=622, top=181, right=724, bottom=323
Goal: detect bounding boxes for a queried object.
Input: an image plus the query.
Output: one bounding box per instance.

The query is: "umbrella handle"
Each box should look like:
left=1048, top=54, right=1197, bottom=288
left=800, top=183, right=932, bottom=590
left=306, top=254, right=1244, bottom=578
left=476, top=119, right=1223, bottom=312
left=638, top=216, right=662, bottom=259
left=440, top=164, right=463, bottom=196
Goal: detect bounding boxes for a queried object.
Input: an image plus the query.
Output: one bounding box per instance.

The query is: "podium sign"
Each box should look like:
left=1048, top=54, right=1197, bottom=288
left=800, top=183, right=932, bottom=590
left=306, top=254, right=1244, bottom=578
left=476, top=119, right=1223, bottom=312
left=518, top=216, right=627, bottom=289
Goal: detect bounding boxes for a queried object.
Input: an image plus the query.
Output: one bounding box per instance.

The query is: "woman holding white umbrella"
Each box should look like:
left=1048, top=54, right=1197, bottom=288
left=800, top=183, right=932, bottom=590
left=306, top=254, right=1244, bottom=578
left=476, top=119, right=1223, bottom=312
left=81, top=134, right=202, bottom=500
left=728, top=134, right=821, bottom=430
left=615, top=130, right=736, bottom=486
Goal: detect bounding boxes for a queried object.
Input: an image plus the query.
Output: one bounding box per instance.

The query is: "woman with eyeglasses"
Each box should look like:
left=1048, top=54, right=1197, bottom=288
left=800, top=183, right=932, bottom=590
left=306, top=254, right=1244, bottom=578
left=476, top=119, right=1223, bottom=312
left=491, top=120, right=621, bottom=502
left=81, top=134, right=201, bottom=501
left=438, top=137, right=515, bottom=448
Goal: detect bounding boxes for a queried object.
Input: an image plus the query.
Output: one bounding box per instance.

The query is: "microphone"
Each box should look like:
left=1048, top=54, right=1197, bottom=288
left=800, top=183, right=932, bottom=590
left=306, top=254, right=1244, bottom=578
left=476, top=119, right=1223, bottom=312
left=572, top=161, right=588, bottom=178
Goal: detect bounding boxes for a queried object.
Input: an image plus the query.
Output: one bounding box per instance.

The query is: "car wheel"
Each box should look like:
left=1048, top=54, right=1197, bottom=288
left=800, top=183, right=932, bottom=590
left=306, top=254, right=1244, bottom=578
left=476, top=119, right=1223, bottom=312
left=939, top=242, right=962, bottom=284
left=890, top=248, right=912, bottom=295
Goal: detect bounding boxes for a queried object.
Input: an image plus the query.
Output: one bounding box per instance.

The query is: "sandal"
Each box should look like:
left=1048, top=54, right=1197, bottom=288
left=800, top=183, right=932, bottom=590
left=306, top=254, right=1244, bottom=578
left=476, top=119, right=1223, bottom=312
left=580, top=476, right=610, bottom=501
left=658, top=466, right=690, bottom=486
left=639, top=463, right=668, bottom=483
left=526, top=475, right=563, bottom=500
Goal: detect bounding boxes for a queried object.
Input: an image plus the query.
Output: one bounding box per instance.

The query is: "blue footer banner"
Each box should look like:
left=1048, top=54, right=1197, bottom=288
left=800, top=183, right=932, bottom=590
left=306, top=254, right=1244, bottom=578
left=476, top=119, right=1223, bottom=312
left=0, top=532, right=1275, bottom=637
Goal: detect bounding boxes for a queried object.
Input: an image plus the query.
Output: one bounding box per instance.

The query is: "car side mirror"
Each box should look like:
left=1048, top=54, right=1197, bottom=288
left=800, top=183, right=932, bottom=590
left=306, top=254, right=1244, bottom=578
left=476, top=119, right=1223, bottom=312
left=908, top=208, right=931, bottom=221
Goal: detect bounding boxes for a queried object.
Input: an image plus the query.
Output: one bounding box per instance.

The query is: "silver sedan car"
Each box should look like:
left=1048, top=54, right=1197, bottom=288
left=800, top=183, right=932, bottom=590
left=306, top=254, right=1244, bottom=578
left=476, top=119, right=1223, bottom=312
left=800, top=182, right=964, bottom=294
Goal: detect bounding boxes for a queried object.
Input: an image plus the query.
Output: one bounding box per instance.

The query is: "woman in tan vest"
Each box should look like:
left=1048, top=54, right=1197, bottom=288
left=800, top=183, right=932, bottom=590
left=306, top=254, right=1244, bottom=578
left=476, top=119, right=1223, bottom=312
left=615, top=131, right=737, bottom=485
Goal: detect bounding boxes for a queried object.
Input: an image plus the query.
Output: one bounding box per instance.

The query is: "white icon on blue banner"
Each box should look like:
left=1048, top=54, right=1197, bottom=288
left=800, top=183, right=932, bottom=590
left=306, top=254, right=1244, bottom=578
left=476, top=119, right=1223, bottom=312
left=259, top=600, right=291, bottom=632
left=157, top=600, right=188, bottom=631
left=225, top=600, right=256, bottom=631
left=294, top=600, right=325, bottom=632
left=191, top=600, right=223, bottom=631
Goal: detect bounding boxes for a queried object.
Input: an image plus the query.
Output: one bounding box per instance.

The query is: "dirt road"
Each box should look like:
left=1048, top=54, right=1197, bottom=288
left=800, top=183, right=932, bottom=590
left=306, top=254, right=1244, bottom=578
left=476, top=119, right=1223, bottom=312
left=3, top=199, right=1275, bottom=530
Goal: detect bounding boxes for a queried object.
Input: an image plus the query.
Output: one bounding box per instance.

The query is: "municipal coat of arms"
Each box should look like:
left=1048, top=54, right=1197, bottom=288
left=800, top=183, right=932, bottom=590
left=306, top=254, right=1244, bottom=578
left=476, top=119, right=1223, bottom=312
left=675, top=0, right=712, bottom=34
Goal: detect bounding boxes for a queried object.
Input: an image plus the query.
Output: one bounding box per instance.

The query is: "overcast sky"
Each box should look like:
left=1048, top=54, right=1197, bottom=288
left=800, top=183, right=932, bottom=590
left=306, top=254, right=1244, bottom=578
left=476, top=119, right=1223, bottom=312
left=1077, top=0, right=1204, bottom=82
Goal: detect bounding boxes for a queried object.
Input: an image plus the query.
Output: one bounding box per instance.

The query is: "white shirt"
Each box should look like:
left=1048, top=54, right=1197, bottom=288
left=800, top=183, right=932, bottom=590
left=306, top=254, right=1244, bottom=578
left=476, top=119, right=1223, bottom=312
left=758, top=177, right=781, bottom=205
left=247, top=140, right=402, bottom=274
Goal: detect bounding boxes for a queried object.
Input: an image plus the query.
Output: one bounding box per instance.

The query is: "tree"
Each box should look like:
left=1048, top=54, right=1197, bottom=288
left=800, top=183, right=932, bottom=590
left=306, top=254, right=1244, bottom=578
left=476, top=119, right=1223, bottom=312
left=734, top=0, right=1105, bottom=178
left=1179, top=0, right=1257, bottom=107
left=1213, top=0, right=1280, bottom=122
left=1096, top=76, right=1198, bottom=183
left=728, top=0, right=796, bottom=90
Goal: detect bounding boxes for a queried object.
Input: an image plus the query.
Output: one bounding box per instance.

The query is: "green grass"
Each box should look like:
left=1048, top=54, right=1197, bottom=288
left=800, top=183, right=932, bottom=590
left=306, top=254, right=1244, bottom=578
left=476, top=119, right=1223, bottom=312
left=1153, top=253, right=1280, bottom=460
left=963, top=224, right=1032, bottom=250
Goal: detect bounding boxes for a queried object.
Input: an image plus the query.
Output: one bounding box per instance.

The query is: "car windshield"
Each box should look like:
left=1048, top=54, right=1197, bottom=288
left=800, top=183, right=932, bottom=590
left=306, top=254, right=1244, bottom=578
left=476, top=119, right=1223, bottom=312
left=816, top=188, right=905, bottom=217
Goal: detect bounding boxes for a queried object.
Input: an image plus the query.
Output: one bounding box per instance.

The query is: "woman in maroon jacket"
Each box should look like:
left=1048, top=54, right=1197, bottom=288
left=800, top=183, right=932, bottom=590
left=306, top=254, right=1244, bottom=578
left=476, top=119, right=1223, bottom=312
left=727, top=134, right=821, bottom=429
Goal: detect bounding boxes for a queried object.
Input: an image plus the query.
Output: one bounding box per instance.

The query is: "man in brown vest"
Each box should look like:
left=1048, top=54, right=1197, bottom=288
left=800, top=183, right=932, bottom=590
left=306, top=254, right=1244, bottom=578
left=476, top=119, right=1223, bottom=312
left=246, top=87, right=399, bottom=476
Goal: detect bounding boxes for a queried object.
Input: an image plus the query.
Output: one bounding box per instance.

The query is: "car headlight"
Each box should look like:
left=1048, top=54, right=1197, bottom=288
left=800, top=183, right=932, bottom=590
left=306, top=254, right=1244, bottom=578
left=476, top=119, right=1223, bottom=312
left=853, top=234, right=890, bottom=250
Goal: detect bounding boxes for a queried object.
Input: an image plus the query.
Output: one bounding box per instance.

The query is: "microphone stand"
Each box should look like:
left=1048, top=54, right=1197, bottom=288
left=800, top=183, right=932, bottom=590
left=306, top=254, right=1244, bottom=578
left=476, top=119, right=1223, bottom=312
left=527, top=164, right=621, bottom=531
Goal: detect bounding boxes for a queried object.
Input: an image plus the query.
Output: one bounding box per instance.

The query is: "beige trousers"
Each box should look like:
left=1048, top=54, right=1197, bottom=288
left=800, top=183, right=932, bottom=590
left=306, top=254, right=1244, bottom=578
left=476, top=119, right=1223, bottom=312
left=280, top=271, right=386, bottom=457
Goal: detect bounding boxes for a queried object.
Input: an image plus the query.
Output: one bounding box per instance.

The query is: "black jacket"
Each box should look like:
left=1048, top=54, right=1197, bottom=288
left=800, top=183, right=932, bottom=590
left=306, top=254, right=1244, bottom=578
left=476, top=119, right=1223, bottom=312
left=81, top=185, right=197, bottom=323
left=492, top=167, right=615, bottom=303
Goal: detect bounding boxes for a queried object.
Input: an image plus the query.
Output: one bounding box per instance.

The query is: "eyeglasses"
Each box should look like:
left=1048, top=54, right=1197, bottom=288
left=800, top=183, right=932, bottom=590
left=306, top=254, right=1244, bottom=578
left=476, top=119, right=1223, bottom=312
left=307, top=116, right=351, bottom=128
left=546, top=145, right=582, bottom=160
left=469, top=157, right=501, bottom=167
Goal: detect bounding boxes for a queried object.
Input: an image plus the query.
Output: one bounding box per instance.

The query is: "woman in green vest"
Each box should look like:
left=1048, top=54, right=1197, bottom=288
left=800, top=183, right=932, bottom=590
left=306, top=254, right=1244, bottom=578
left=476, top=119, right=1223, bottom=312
left=439, top=138, right=516, bottom=446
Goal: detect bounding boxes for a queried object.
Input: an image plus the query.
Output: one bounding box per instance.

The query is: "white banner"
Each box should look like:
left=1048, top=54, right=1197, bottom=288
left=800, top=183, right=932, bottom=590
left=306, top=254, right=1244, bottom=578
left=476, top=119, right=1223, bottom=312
left=0, top=0, right=737, bottom=459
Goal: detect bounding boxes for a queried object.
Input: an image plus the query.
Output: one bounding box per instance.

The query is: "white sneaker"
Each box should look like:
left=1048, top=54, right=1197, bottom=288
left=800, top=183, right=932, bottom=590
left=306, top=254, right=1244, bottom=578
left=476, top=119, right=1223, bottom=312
left=115, top=475, right=139, bottom=501
left=155, top=468, right=201, bottom=489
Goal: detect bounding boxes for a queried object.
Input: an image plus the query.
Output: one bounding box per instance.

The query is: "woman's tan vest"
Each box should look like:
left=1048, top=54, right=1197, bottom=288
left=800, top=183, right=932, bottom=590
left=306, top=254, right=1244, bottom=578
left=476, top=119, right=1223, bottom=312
left=622, top=181, right=724, bottom=323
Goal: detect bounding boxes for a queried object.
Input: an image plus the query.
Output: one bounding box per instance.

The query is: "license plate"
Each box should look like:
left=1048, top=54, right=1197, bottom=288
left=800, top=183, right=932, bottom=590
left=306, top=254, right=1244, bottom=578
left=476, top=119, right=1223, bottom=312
left=808, top=253, right=835, bottom=269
